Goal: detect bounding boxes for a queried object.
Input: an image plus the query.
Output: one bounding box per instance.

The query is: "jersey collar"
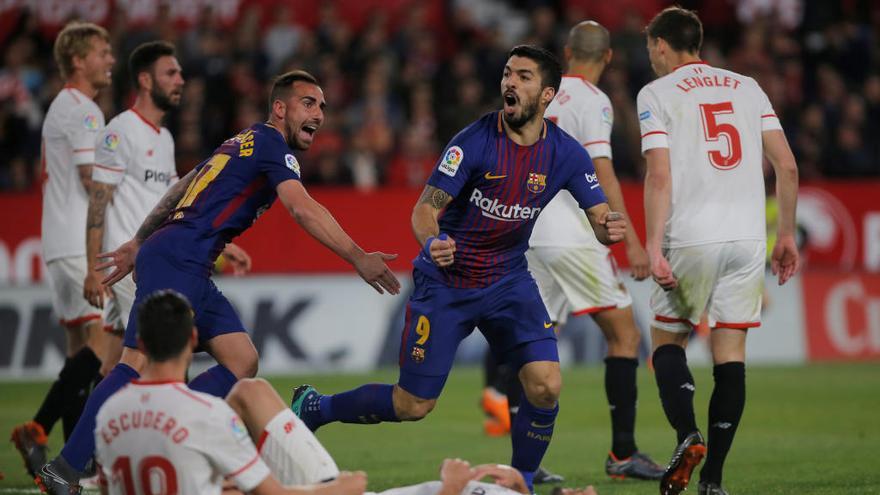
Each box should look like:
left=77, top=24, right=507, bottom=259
left=129, top=106, right=161, bottom=134
left=496, top=112, right=548, bottom=141
left=672, top=60, right=710, bottom=72
left=132, top=379, right=184, bottom=385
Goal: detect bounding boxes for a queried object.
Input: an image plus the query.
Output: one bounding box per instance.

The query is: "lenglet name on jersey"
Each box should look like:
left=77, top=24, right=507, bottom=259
left=676, top=74, right=741, bottom=93
left=469, top=188, right=540, bottom=222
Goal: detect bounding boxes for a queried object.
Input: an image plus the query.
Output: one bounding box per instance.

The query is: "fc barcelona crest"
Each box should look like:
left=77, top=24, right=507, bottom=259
left=411, top=346, right=426, bottom=364
left=527, top=172, right=547, bottom=193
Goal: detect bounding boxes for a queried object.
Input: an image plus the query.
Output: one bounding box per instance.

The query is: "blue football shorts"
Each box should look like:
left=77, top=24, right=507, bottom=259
left=123, top=237, right=246, bottom=349
left=397, top=268, right=558, bottom=399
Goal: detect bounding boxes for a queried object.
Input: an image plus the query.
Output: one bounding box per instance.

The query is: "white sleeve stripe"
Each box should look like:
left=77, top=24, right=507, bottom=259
left=590, top=184, right=601, bottom=190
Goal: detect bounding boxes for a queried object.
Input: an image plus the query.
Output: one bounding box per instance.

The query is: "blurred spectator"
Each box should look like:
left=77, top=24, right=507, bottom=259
left=0, top=0, right=879, bottom=193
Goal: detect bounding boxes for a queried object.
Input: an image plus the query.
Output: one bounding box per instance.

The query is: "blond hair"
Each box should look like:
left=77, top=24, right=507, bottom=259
left=53, top=21, right=110, bottom=79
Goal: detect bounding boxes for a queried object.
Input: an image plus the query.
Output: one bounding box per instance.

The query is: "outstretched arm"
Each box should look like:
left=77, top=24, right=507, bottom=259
left=412, top=185, right=456, bottom=267
left=134, top=167, right=198, bottom=245
left=96, top=167, right=198, bottom=286
left=277, top=179, right=400, bottom=294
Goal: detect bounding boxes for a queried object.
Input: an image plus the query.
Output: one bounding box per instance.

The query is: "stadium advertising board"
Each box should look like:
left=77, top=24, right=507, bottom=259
left=1, top=182, right=878, bottom=285
left=0, top=272, right=809, bottom=378
left=802, top=272, right=880, bottom=361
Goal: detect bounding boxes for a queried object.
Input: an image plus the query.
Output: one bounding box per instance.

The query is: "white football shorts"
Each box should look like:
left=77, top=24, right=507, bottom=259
left=650, top=240, right=765, bottom=333
left=46, top=256, right=102, bottom=328
left=103, top=274, right=135, bottom=332
left=526, top=245, right=632, bottom=326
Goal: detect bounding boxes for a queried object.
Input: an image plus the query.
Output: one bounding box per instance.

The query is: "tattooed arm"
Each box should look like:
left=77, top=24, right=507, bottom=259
left=96, top=168, right=198, bottom=287
left=83, top=181, right=116, bottom=307
left=412, top=185, right=456, bottom=266
left=134, top=167, right=198, bottom=245
left=77, top=165, right=94, bottom=195
left=411, top=185, right=453, bottom=246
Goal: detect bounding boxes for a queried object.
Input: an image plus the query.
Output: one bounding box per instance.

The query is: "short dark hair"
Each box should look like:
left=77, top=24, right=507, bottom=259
left=136, top=290, right=194, bottom=362
left=507, top=45, right=562, bottom=95
left=129, top=41, right=176, bottom=88
left=269, top=70, right=320, bottom=112
left=646, top=7, right=703, bottom=54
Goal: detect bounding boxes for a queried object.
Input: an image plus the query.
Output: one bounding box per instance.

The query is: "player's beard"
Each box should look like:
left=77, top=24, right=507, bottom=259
left=283, top=119, right=301, bottom=150
left=151, top=85, right=178, bottom=112
left=503, top=95, right=539, bottom=129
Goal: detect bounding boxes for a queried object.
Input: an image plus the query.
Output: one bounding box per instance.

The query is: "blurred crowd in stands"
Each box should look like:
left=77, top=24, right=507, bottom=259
left=1, top=0, right=879, bottom=192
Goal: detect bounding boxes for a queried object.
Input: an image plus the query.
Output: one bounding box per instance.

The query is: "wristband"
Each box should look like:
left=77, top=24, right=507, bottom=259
left=422, top=233, right=448, bottom=263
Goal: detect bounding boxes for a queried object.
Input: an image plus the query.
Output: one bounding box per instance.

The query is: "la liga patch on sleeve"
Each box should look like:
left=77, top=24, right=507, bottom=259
left=439, top=146, right=463, bottom=177
left=284, top=153, right=300, bottom=176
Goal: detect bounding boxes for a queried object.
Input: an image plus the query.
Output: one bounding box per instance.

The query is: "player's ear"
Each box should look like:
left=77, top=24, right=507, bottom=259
left=189, top=328, right=197, bottom=348
left=541, top=86, right=556, bottom=106
left=271, top=99, right=287, bottom=120
left=71, top=53, right=86, bottom=74
left=563, top=45, right=572, bottom=62
left=138, top=71, right=152, bottom=92
left=605, top=48, right=613, bottom=65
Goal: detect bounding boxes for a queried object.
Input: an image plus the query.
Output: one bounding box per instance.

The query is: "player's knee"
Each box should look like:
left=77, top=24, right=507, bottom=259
left=392, top=388, right=436, bottom=420
left=227, top=378, right=271, bottom=411
left=607, top=327, right=641, bottom=356
left=397, top=398, right=436, bottom=420
left=228, top=347, right=259, bottom=379
left=523, top=375, right=562, bottom=408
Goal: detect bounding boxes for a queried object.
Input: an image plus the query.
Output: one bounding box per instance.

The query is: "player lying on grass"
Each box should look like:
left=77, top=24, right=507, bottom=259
left=94, top=289, right=598, bottom=495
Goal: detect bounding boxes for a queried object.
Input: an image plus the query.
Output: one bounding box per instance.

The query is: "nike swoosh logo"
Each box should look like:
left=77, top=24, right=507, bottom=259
left=530, top=421, right=555, bottom=428
left=544, top=322, right=553, bottom=328
left=484, top=172, right=507, bottom=180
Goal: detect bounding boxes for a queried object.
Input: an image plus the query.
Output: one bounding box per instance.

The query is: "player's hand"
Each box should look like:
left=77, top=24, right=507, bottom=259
left=649, top=249, right=678, bottom=291
left=600, top=211, right=626, bottom=244
left=322, top=471, right=367, bottom=495
left=771, top=233, right=800, bottom=286
left=354, top=252, right=401, bottom=295
left=83, top=269, right=112, bottom=308
left=472, top=464, right=529, bottom=494
left=427, top=233, right=456, bottom=267
left=440, top=458, right=475, bottom=493
left=95, top=239, right=140, bottom=287
left=222, top=243, right=252, bottom=276
left=626, top=242, right=650, bottom=281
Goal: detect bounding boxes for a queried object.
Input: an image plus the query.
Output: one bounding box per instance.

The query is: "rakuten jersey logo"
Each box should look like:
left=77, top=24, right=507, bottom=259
left=469, top=189, right=541, bottom=222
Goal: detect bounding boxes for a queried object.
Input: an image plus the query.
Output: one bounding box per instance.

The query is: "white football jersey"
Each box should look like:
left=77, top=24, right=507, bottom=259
left=95, top=381, right=271, bottom=495
left=41, top=87, right=105, bottom=262
left=531, top=76, right=613, bottom=247
left=637, top=62, right=781, bottom=248
left=92, top=109, right=177, bottom=251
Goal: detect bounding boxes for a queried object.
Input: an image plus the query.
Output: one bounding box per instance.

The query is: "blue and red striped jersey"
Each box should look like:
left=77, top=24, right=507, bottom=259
left=153, top=122, right=301, bottom=274
left=414, top=112, right=607, bottom=288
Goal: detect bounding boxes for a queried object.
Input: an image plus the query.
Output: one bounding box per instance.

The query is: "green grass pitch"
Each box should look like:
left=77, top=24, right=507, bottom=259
left=2, top=363, right=879, bottom=494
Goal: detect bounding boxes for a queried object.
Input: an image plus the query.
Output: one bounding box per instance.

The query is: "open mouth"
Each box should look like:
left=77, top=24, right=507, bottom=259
left=503, top=91, right=518, bottom=113
left=299, top=123, right=318, bottom=139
